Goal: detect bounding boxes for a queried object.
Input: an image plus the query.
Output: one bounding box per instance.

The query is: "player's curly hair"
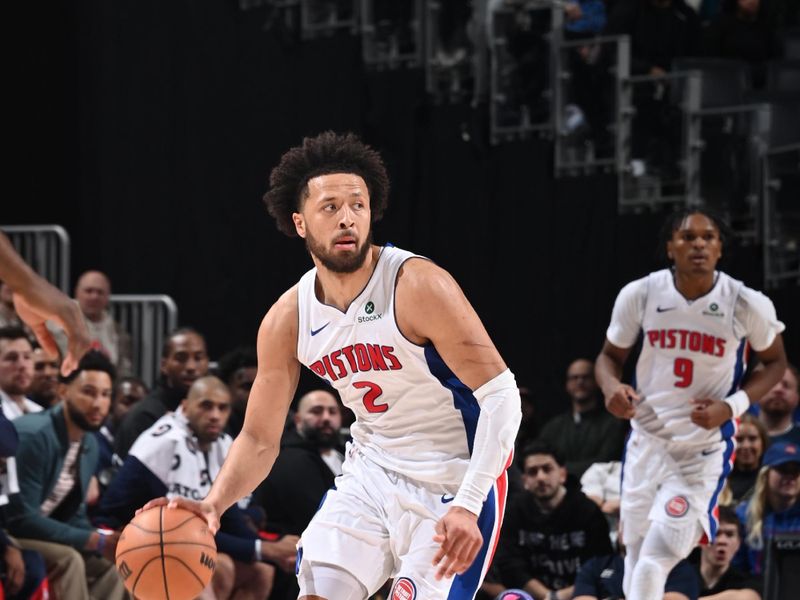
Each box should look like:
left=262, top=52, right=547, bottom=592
left=263, top=131, right=390, bottom=237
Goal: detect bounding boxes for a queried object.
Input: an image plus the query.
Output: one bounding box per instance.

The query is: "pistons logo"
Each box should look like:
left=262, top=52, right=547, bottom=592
left=665, top=495, right=689, bottom=518
left=392, top=577, right=416, bottom=600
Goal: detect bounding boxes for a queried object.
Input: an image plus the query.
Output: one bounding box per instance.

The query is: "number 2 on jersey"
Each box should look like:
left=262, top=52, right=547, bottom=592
left=674, top=357, right=694, bottom=388
left=353, top=381, right=387, bottom=413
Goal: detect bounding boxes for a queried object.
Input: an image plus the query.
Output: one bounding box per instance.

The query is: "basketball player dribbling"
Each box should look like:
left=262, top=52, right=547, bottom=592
left=144, top=132, right=522, bottom=599
left=594, top=209, right=788, bottom=600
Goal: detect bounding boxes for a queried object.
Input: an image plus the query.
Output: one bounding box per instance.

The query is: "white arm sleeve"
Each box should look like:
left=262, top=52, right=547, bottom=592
left=453, top=369, right=521, bottom=516
left=606, top=277, right=647, bottom=349
left=733, top=287, right=786, bottom=352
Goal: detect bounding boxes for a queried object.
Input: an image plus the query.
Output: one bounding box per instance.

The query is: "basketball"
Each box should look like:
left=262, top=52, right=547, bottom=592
left=115, top=506, right=217, bottom=600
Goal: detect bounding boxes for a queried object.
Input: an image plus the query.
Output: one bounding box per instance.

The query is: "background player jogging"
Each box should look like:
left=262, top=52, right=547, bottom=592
left=144, top=131, right=522, bottom=600
left=595, top=209, right=788, bottom=600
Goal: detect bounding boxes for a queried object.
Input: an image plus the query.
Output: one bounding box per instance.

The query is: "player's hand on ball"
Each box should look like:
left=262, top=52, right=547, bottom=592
left=604, top=384, right=638, bottom=419
left=690, top=398, right=733, bottom=429
left=139, top=496, right=221, bottom=535
left=432, top=506, right=482, bottom=580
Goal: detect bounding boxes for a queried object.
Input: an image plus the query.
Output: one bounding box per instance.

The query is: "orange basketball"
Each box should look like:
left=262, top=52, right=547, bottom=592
left=115, top=506, right=217, bottom=600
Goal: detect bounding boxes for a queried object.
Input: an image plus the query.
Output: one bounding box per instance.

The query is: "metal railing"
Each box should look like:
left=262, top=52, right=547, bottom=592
left=0, top=225, right=71, bottom=293
left=109, top=294, right=179, bottom=388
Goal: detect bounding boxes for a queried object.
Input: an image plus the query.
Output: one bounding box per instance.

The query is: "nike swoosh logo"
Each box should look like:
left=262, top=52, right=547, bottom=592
left=310, top=323, right=330, bottom=336
left=656, top=306, right=676, bottom=313
left=701, top=448, right=719, bottom=456
left=441, top=494, right=455, bottom=504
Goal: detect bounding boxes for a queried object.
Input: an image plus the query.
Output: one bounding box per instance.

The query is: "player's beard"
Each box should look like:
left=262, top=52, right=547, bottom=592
left=65, top=399, right=103, bottom=432
left=305, top=229, right=372, bottom=274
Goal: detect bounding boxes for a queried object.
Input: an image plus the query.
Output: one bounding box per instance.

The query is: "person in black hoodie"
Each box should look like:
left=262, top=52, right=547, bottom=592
left=251, top=389, right=344, bottom=600
left=113, top=327, right=209, bottom=458
left=494, top=442, right=613, bottom=600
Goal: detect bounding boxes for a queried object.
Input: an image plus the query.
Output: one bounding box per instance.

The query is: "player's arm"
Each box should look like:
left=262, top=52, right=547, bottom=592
left=595, top=340, right=637, bottom=419
left=396, top=259, right=521, bottom=579
left=692, top=334, right=787, bottom=430
left=143, top=289, right=301, bottom=532
left=0, top=231, right=89, bottom=375
left=595, top=278, right=646, bottom=419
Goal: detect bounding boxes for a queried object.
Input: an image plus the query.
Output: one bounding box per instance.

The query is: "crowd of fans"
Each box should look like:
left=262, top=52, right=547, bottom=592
left=0, top=266, right=798, bottom=600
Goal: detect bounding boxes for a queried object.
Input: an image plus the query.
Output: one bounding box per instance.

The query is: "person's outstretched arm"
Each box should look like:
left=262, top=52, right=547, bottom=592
left=0, top=231, right=89, bottom=374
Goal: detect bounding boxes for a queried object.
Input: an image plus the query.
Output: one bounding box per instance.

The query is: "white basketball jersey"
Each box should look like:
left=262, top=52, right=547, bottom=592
left=607, top=269, right=785, bottom=444
left=296, top=246, right=479, bottom=486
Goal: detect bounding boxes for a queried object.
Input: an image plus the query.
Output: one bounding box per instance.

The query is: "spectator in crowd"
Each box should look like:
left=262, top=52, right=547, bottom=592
left=0, top=281, right=28, bottom=333
left=728, top=414, right=770, bottom=503
left=215, top=346, right=257, bottom=438
left=1, top=410, right=49, bottom=600
left=114, top=327, right=209, bottom=458
left=704, top=0, right=783, bottom=88
left=573, top=551, right=699, bottom=600
left=69, top=270, right=133, bottom=376
left=564, top=0, right=607, bottom=38
left=580, top=460, right=622, bottom=544
left=96, top=376, right=292, bottom=599
left=606, top=0, right=703, bottom=76
left=28, top=345, right=61, bottom=409
left=536, top=359, right=626, bottom=479
left=494, top=442, right=613, bottom=600
left=0, top=327, right=41, bottom=420
left=251, top=388, right=344, bottom=600
left=253, top=389, right=344, bottom=536
left=758, top=364, right=800, bottom=444
left=5, top=351, right=128, bottom=599
left=94, top=376, right=148, bottom=495
left=735, top=440, right=800, bottom=575
left=692, top=506, right=761, bottom=599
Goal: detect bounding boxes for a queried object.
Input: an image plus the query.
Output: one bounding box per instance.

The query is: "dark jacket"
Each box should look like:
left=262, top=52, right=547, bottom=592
left=251, top=429, right=337, bottom=536
left=5, top=405, right=97, bottom=549
left=606, top=0, right=703, bottom=74
left=536, top=404, right=627, bottom=478
left=0, top=410, right=18, bottom=456
left=113, top=383, right=185, bottom=458
left=494, top=487, right=613, bottom=590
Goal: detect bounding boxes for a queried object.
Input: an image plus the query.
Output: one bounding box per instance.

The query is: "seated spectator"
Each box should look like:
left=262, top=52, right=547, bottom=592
left=215, top=346, right=257, bottom=438
left=5, top=351, right=128, bottom=599
left=758, top=364, right=800, bottom=445
left=735, top=440, right=800, bottom=575
left=94, top=376, right=148, bottom=495
left=27, top=345, right=61, bottom=409
left=252, top=389, right=344, bottom=537
left=0, top=282, right=29, bottom=334
left=704, top=0, right=782, bottom=88
left=564, top=0, right=607, bottom=38
left=493, top=442, right=613, bottom=599
left=0, top=327, right=41, bottom=420
left=97, top=376, right=294, bottom=599
left=114, top=327, right=209, bottom=458
left=606, top=0, right=703, bottom=76
left=573, top=553, right=699, bottom=600
left=536, top=359, right=627, bottom=479
left=76, top=271, right=132, bottom=375
left=252, top=389, right=344, bottom=600
left=692, top=505, right=761, bottom=599
left=581, top=460, right=622, bottom=544
left=1, top=410, right=49, bottom=600
left=729, top=414, right=770, bottom=503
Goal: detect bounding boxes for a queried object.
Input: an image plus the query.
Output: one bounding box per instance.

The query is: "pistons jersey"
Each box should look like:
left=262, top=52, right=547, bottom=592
left=607, top=269, right=785, bottom=444
left=296, top=245, right=480, bottom=486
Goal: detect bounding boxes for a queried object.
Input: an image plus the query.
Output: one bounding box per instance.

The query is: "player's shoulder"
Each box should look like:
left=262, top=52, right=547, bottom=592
left=733, top=279, right=776, bottom=313
left=261, top=284, right=299, bottom=329
left=396, top=253, right=456, bottom=297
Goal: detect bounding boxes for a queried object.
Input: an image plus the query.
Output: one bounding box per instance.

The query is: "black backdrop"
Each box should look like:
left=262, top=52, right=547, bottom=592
left=7, top=1, right=798, bottom=408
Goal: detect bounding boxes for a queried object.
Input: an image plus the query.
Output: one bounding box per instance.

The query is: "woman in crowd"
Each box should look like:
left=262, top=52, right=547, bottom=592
left=728, top=414, right=770, bottom=503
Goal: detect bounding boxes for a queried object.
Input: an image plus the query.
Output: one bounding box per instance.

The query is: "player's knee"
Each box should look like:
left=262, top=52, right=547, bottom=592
left=652, top=520, right=702, bottom=559
left=297, top=561, right=366, bottom=600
